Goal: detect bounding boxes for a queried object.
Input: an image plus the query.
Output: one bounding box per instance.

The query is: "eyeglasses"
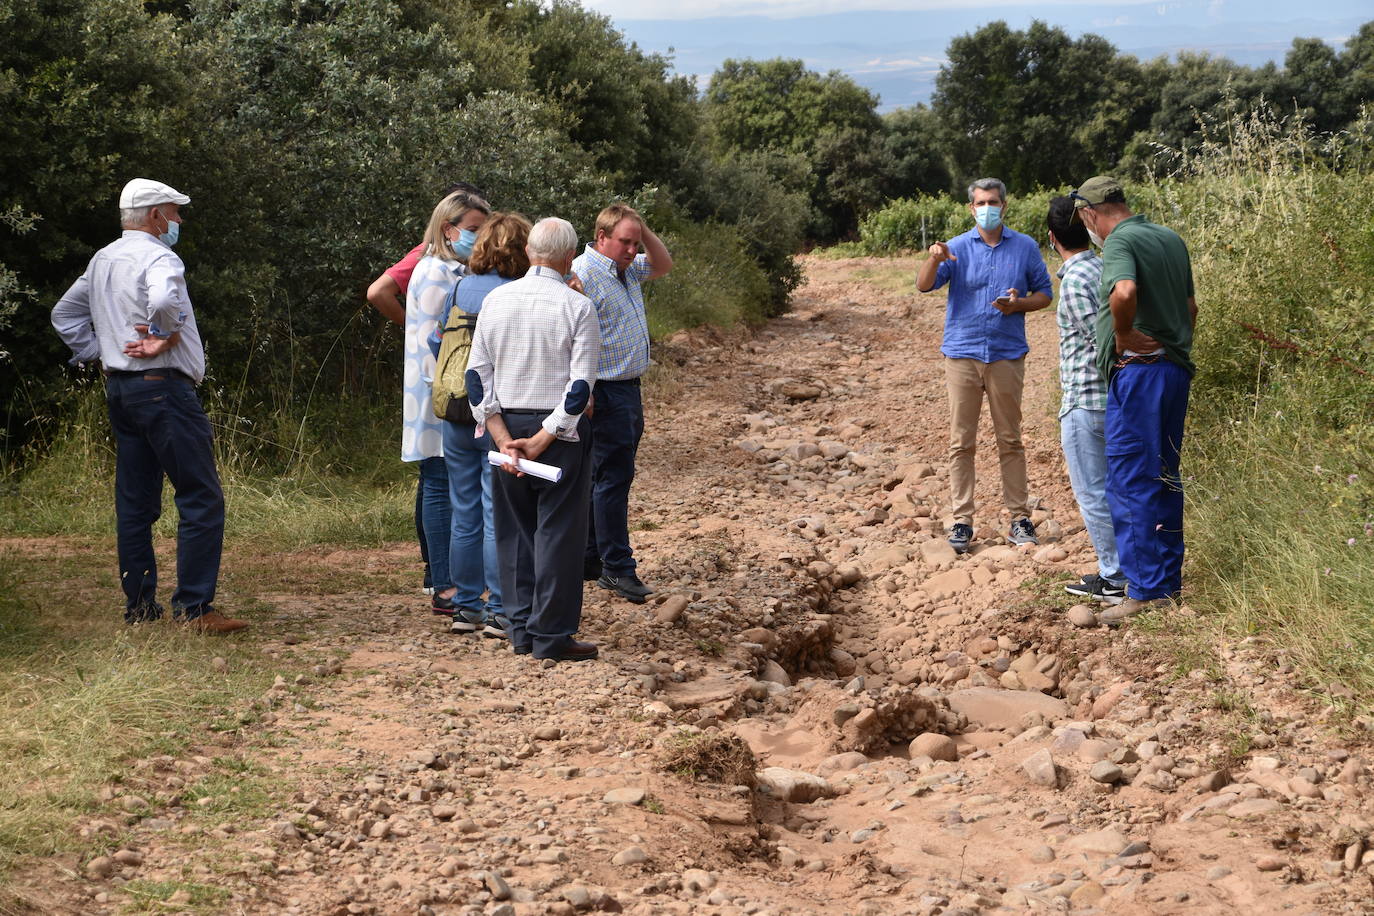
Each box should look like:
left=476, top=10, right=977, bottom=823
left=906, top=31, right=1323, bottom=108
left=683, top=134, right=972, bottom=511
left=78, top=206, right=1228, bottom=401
left=1068, top=190, right=1094, bottom=208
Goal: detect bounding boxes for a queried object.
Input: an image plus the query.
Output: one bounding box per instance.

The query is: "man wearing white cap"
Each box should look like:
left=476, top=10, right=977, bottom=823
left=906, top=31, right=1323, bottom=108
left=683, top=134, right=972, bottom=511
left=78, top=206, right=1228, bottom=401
left=50, top=179, right=246, bottom=633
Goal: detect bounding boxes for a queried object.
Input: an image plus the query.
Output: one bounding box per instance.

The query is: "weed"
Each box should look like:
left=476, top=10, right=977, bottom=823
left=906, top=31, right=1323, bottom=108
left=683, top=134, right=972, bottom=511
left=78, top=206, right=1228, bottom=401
left=694, top=639, right=725, bottom=657
left=120, top=878, right=230, bottom=913
left=642, top=795, right=667, bottom=815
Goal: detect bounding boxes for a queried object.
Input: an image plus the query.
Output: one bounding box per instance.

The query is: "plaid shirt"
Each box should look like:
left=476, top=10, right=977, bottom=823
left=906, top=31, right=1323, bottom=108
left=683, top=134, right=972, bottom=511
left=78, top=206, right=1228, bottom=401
left=1056, top=250, right=1108, bottom=415
left=571, top=245, right=652, bottom=381
left=467, top=266, right=600, bottom=441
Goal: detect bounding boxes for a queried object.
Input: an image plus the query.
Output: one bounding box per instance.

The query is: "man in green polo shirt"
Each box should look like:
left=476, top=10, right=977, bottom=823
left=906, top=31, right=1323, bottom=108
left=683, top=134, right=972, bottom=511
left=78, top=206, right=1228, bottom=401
left=1071, top=176, right=1198, bottom=623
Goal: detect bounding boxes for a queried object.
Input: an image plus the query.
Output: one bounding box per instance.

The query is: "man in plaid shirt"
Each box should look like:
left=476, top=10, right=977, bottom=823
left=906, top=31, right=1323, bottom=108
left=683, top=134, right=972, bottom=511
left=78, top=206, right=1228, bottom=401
left=1046, top=196, right=1126, bottom=606
left=571, top=204, right=673, bottom=604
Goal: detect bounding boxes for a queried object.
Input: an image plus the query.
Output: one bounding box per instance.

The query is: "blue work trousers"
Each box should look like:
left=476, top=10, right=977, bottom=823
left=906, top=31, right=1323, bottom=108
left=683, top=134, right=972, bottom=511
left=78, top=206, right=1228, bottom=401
left=105, top=372, right=224, bottom=619
left=1104, top=360, right=1191, bottom=600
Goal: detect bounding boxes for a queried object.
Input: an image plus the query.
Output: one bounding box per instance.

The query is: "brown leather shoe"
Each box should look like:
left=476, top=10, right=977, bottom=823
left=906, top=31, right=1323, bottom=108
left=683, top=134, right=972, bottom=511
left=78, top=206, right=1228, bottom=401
left=184, top=610, right=249, bottom=634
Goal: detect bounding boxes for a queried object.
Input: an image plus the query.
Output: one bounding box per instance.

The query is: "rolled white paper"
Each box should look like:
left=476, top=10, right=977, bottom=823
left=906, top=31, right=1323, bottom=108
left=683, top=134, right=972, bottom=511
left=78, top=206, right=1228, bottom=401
left=487, top=451, right=563, bottom=483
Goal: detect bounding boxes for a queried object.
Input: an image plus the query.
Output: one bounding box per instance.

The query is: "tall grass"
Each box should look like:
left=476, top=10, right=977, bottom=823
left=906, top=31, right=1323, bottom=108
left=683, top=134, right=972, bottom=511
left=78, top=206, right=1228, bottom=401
left=1144, top=107, right=1374, bottom=704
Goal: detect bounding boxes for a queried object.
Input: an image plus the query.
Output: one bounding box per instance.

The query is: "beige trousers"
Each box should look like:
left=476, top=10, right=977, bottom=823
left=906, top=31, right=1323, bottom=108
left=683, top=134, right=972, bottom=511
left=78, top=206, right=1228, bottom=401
left=945, top=356, right=1029, bottom=524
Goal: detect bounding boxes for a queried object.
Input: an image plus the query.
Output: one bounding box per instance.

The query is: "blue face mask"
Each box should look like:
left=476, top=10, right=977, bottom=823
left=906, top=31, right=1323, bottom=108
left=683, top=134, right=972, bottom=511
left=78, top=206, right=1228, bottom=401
left=159, top=217, right=180, bottom=247
left=450, top=228, right=476, bottom=259
left=973, top=204, right=1002, bottom=231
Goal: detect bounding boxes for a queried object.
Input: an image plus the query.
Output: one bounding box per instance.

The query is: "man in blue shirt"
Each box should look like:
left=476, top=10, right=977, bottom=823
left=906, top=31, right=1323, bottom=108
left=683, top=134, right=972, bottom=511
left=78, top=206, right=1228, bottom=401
left=570, top=204, right=673, bottom=603
left=916, top=178, right=1053, bottom=554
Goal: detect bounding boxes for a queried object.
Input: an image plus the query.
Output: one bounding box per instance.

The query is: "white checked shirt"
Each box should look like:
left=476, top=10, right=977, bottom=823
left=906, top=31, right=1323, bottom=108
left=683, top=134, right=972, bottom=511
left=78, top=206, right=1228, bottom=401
left=467, top=266, right=600, bottom=440
left=51, top=230, right=205, bottom=383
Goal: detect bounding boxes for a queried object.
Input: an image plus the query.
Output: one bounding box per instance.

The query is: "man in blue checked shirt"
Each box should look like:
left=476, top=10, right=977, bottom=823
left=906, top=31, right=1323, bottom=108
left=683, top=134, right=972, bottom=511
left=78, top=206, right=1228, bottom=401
left=916, top=178, right=1053, bottom=556
left=570, top=204, right=674, bottom=604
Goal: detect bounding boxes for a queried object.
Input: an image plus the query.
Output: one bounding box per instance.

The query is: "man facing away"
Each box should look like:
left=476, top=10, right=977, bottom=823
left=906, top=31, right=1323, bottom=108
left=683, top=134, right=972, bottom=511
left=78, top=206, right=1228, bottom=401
left=570, top=204, right=673, bottom=604
left=467, top=217, right=602, bottom=662
left=916, top=178, right=1053, bottom=555
left=1045, top=195, right=1127, bottom=606
left=50, top=179, right=246, bottom=633
left=1071, top=176, right=1197, bottom=624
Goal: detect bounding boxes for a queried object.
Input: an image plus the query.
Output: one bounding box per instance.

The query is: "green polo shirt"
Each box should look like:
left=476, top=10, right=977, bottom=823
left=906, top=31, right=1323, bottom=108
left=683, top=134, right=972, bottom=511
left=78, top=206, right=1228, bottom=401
left=1094, top=214, right=1196, bottom=379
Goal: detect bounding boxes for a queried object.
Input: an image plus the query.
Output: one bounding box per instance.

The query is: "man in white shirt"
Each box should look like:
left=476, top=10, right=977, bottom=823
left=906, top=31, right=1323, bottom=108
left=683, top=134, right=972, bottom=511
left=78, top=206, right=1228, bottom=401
left=467, top=218, right=601, bottom=661
left=50, top=179, right=245, bottom=633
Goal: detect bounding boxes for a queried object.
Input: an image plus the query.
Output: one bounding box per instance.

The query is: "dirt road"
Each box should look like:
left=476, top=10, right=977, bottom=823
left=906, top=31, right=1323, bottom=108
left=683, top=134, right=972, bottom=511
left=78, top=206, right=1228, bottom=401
left=19, top=256, right=1371, bottom=914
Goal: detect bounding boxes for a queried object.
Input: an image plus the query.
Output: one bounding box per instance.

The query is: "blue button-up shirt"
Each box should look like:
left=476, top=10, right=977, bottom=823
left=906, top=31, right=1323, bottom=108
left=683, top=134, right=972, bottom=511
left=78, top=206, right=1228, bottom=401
left=571, top=245, right=652, bottom=381
left=931, top=226, right=1053, bottom=363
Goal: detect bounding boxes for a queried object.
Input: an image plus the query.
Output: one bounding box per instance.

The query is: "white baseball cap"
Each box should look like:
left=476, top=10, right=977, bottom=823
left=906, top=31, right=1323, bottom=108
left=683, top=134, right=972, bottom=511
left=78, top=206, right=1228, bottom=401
left=119, top=178, right=190, bottom=209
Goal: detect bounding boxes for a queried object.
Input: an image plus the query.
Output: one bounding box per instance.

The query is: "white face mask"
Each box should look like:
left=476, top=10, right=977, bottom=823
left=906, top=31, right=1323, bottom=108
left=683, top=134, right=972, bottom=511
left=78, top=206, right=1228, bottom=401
left=1088, top=229, right=1104, bottom=248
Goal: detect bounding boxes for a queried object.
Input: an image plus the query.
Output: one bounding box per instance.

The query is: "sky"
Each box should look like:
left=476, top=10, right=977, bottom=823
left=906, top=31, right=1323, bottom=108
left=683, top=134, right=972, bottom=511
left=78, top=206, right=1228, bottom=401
left=577, top=0, right=1371, bottom=110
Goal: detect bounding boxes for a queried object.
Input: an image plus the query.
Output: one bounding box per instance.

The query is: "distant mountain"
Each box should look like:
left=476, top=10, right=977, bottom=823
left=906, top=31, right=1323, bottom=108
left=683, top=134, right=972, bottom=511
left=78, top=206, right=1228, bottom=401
left=601, top=1, right=1369, bottom=110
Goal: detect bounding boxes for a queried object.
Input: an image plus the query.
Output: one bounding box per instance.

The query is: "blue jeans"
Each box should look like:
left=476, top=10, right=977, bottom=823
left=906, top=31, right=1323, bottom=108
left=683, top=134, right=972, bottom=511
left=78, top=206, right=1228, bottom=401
left=586, top=379, right=644, bottom=576
left=1059, top=408, right=1124, bottom=586
left=443, top=421, right=501, bottom=615
left=1105, top=361, right=1191, bottom=600
left=416, top=457, right=452, bottom=593
left=104, top=372, right=224, bottom=619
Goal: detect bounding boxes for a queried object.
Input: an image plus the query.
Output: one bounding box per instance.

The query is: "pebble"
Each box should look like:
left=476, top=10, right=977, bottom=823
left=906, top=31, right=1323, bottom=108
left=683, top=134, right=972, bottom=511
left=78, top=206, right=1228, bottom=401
left=1254, top=854, right=1286, bottom=872
left=682, top=869, right=716, bottom=893
left=603, top=787, right=647, bottom=805
left=86, top=856, right=115, bottom=879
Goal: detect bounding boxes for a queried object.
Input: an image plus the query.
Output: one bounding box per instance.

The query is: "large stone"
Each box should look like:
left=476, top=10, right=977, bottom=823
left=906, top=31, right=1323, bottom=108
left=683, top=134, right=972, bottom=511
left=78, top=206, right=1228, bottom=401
left=655, top=595, right=690, bottom=624
left=1021, top=749, right=1059, bottom=788
left=1065, top=828, right=1130, bottom=856
left=603, top=787, right=647, bottom=806
left=1226, top=798, right=1284, bottom=818
left=919, top=539, right=958, bottom=566
left=760, top=660, right=792, bottom=687
left=1090, top=761, right=1124, bottom=784
left=921, top=569, right=971, bottom=602
left=756, top=768, right=832, bottom=803
left=948, top=687, right=1069, bottom=731
left=909, top=733, right=958, bottom=762
left=816, top=752, right=870, bottom=776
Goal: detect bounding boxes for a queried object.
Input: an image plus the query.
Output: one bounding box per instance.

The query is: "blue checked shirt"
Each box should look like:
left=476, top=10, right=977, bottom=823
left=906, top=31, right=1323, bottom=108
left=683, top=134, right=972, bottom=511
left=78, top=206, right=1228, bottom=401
left=931, top=226, right=1053, bottom=363
left=571, top=245, right=652, bottom=381
left=1056, top=250, right=1109, bottom=416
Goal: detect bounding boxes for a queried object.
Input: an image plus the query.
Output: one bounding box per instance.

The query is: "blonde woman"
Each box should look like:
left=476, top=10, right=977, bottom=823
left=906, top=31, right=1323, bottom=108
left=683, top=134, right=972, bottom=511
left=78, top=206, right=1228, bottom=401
left=402, top=189, right=489, bottom=616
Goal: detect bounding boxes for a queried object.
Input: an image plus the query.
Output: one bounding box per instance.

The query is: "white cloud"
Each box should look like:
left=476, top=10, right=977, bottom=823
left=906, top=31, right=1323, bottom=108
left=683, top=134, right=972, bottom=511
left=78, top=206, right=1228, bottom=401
left=854, top=55, right=944, bottom=72
left=582, top=0, right=1143, bottom=21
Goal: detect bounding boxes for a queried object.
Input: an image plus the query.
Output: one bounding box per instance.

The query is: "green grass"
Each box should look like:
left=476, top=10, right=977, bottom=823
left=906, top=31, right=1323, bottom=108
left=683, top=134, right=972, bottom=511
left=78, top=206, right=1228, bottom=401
left=119, top=878, right=230, bottom=913
left=0, top=547, right=315, bottom=891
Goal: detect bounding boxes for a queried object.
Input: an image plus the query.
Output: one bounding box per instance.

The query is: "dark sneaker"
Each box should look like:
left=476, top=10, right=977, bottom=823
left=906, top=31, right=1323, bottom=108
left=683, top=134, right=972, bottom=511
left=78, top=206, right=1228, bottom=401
left=597, top=573, right=653, bottom=604
left=482, top=615, right=510, bottom=640
left=948, top=523, right=974, bottom=554
left=125, top=601, right=165, bottom=624
left=534, top=639, right=599, bottom=662
left=583, top=558, right=604, bottom=581
left=432, top=594, right=460, bottom=617
left=449, top=608, right=484, bottom=633
left=423, top=563, right=433, bottom=596
left=1009, top=517, right=1039, bottom=546
left=1064, top=574, right=1127, bottom=606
